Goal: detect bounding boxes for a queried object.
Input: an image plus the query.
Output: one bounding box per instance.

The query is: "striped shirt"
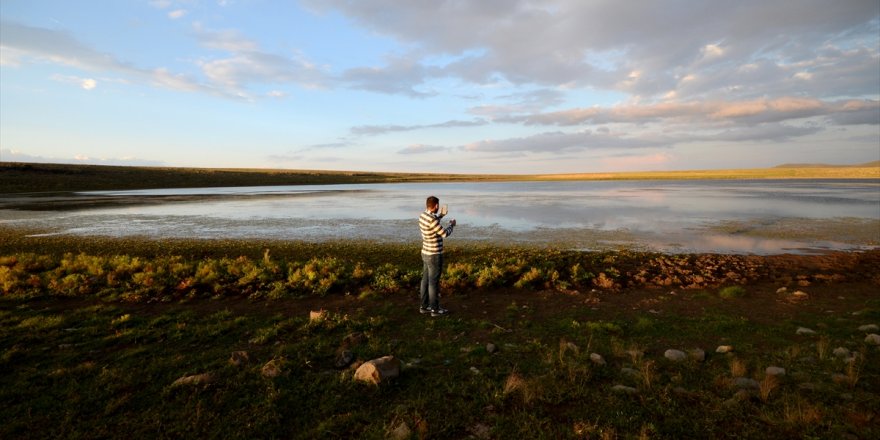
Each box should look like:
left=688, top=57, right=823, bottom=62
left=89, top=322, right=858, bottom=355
left=419, top=209, right=453, bottom=255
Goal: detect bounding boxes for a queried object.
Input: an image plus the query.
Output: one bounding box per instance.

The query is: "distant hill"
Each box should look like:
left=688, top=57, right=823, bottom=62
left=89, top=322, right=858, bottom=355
left=775, top=161, right=880, bottom=168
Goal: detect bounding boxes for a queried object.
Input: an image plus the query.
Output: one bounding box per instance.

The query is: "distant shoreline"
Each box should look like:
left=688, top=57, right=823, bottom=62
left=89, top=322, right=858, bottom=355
left=1, top=161, right=878, bottom=193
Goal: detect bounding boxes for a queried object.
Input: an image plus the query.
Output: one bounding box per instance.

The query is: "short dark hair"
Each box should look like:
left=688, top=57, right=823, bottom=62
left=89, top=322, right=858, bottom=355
left=426, top=196, right=439, bottom=208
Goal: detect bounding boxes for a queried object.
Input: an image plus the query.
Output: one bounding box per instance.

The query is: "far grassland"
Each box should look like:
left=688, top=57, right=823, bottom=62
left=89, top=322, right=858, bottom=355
left=1, top=161, right=878, bottom=192
left=1, top=233, right=879, bottom=439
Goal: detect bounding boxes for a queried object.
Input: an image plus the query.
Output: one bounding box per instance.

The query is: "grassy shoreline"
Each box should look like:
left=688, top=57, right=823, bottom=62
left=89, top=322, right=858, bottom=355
left=2, top=161, right=878, bottom=193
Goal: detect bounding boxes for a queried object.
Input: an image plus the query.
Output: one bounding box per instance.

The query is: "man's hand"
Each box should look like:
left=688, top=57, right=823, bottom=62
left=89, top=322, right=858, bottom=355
left=450, top=219, right=457, bottom=227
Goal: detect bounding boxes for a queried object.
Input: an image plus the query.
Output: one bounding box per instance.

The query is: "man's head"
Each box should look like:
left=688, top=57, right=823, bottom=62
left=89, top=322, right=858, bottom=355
left=426, top=196, right=439, bottom=212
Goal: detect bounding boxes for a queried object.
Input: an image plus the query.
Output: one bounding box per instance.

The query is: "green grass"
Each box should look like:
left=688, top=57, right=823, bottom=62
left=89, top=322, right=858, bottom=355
left=718, top=286, right=748, bottom=299
left=1, top=295, right=877, bottom=439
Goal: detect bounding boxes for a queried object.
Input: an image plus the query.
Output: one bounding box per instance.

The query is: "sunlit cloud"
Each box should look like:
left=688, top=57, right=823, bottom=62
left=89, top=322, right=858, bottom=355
left=397, top=144, right=451, bottom=155
left=168, top=9, right=187, bottom=20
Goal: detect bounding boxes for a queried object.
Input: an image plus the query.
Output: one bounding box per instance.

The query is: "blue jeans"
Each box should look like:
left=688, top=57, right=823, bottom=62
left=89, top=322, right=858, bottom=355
left=420, top=253, right=444, bottom=310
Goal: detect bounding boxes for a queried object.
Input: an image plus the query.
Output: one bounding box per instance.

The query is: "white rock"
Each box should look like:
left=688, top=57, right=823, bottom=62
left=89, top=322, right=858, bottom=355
left=486, top=343, right=498, bottom=354
left=716, top=345, right=734, bottom=354
left=171, top=373, right=213, bottom=387
left=865, top=334, right=880, bottom=345
left=309, top=310, right=327, bottom=322
left=354, top=355, right=401, bottom=385
left=664, top=349, right=687, bottom=362
left=776, top=287, right=788, bottom=294
left=688, top=348, right=706, bottom=362
left=832, top=347, right=851, bottom=359
left=611, top=385, right=638, bottom=395
left=796, top=327, right=816, bottom=336
left=469, top=423, right=491, bottom=440
left=765, top=366, right=786, bottom=377
left=389, top=422, right=411, bottom=440
left=590, top=353, right=606, bottom=366
left=733, top=377, right=760, bottom=390
left=858, top=324, right=879, bottom=332
left=792, top=291, right=809, bottom=299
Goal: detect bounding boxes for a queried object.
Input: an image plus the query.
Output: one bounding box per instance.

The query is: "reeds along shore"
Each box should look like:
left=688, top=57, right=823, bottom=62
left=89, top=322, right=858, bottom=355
left=2, top=161, right=878, bottom=193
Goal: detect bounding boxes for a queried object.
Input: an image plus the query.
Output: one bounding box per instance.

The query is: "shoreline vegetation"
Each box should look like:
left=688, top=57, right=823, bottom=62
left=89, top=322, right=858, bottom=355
left=2, top=160, right=879, bottom=193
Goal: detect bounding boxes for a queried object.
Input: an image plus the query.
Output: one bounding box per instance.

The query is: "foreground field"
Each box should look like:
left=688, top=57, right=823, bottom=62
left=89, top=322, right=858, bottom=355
left=2, top=161, right=878, bottom=193
left=1, top=237, right=879, bottom=438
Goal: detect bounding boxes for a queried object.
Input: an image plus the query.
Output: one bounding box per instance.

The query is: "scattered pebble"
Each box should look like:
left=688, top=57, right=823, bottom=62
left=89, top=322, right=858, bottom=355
left=470, top=367, right=481, bottom=375
left=486, top=343, right=498, bottom=354
left=171, top=373, right=213, bottom=387
left=716, top=345, right=734, bottom=354
left=590, top=353, right=606, bottom=366
left=765, top=366, right=786, bottom=377
left=389, top=422, right=412, bottom=440
left=688, top=348, right=706, bottom=362
left=611, top=385, right=638, bottom=395
left=776, top=287, right=787, bottom=294
left=832, top=347, right=851, bottom=359
left=796, top=327, right=816, bottom=336
left=664, top=349, right=687, bottom=362
left=864, top=334, right=880, bottom=345
left=858, top=324, right=879, bottom=333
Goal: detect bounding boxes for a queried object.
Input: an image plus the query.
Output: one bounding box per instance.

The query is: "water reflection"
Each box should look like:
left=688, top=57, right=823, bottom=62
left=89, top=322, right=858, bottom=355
left=2, top=179, right=878, bottom=255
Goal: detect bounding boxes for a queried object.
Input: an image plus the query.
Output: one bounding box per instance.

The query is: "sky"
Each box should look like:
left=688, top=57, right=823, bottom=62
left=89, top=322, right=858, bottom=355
left=1, top=0, right=878, bottom=174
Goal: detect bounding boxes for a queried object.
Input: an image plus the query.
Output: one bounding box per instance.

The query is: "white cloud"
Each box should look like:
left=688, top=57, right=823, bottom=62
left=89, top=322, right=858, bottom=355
left=81, top=78, right=97, bottom=90
left=168, top=9, right=187, bottom=20
left=398, top=144, right=451, bottom=155
left=0, top=148, right=165, bottom=166
left=149, top=0, right=172, bottom=9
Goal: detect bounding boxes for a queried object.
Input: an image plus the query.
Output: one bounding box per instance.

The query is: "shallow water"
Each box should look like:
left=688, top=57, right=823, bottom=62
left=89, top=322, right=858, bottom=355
left=2, top=180, right=879, bottom=254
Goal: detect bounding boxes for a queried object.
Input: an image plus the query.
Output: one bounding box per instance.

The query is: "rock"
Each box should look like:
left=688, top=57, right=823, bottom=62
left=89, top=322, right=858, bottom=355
left=688, top=348, right=706, bottom=362
left=309, top=310, right=327, bottom=322
left=469, top=423, right=491, bottom=439
left=611, top=385, right=638, bottom=395
left=796, top=327, right=816, bottom=336
left=765, top=366, right=786, bottom=377
left=470, top=367, right=481, bottom=375
left=864, top=334, right=880, bottom=345
left=590, top=353, right=606, bottom=366
left=389, top=422, right=411, bottom=440
left=334, top=350, right=354, bottom=369
left=620, top=367, right=639, bottom=378
left=229, top=351, right=249, bottom=367
left=776, top=287, right=788, bottom=294
left=716, top=345, right=734, bottom=354
left=171, top=373, right=213, bottom=387
left=354, top=356, right=401, bottom=385
left=833, top=347, right=851, bottom=359
left=262, top=359, right=283, bottom=378
left=486, top=343, right=498, bottom=354
left=733, top=377, right=760, bottom=390
left=664, top=349, right=687, bottom=362
left=791, top=290, right=809, bottom=300
left=859, top=324, right=880, bottom=333
left=831, top=373, right=849, bottom=385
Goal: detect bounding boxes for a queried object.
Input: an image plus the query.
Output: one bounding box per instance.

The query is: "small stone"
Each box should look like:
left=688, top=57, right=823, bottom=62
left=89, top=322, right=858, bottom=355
left=469, top=423, right=491, bottom=439
left=776, top=287, right=788, bottom=294
left=354, top=355, right=401, bottom=385
left=590, top=353, right=606, bottom=366
left=796, top=327, right=816, bottom=336
left=620, top=367, right=639, bottom=377
left=171, top=373, right=213, bottom=387
left=486, top=343, right=498, bottom=354
left=864, top=334, right=880, bottom=345
left=733, top=377, right=760, bottom=390
left=309, top=310, right=327, bottom=322
left=389, top=422, right=412, bottom=440
left=688, top=348, right=706, bottom=362
left=716, top=345, right=734, bottom=354
left=229, top=351, right=249, bottom=367
left=831, top=373, right=849, bottom=384
left=791, top=291, right=809, bottom=299
left=765, top=366, right=786, bottom=377
left=611, top=384, right=638, bottom=395
left=858, top=324, right=879, bottom=333
left=470, top=367, right=481, bottom=375
left=664, top=349, right=687, bottom=362
left=262, top=359, right=283, bottom=378
left=334, top=350, right=354, bottom=369
left=833, top=347, right=851, bottom=359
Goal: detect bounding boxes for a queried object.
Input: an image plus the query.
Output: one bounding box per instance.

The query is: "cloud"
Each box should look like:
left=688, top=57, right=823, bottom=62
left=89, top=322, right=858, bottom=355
left=50, top=74, right=98, bottom=90
left=507, top=98, right=880, bottom=127
left=0, top=148, right=165, bottom=166
left=306, top=0, right=879, bottom=101
left=462, top=130, right=666, bottom=154
left=168, top=9, right=187, bottom=20
left=351, top=119, right=487, bottom=136
left=149, top=0, right=172, bottom=9
left=397, top=144, right=451, bottom=155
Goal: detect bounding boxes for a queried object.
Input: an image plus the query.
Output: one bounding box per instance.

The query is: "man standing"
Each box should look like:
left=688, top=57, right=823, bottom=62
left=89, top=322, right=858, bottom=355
left=419, top=196, right=456, bottom=316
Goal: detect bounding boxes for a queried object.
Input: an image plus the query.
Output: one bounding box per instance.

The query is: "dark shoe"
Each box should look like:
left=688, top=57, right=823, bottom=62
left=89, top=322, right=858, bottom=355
left=431, top=307, right=449, bottom=317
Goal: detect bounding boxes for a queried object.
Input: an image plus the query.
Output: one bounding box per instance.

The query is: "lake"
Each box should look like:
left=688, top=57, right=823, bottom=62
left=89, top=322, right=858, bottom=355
left=2, top=179, right=879, bottom=254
